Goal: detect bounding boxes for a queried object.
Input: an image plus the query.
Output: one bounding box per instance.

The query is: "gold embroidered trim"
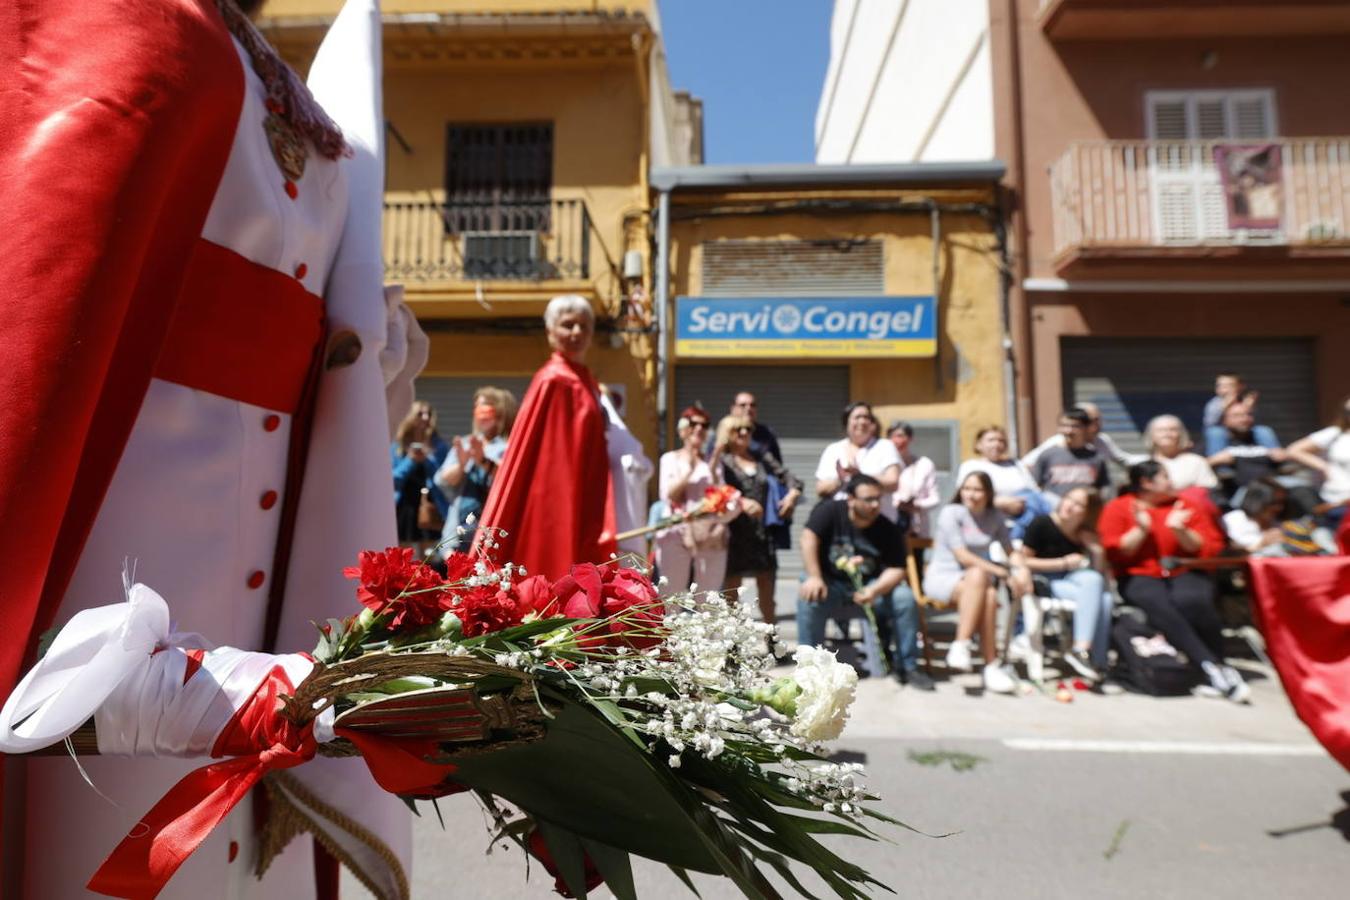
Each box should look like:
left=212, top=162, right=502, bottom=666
left=258, top=770, right=410, bottom=900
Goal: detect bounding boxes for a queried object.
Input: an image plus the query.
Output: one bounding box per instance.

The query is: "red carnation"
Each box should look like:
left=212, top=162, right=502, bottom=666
left=443, top=551, right=478, bottom=583
left=453, top=584, right=526, bottom=638
left=342, top=547, right=448, bottom=628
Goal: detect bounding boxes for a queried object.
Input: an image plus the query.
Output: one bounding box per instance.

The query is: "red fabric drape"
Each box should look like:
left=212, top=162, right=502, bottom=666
left=477, top=353, right=616, bottom=581
left=0, top=0, right=241, bottom=708
left=1249, top=556, right=1350, bottom=773
left=0, top=3, right=243, bottom=881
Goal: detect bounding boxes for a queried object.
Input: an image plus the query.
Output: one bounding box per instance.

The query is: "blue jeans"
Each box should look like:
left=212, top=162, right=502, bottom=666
left=1044, top=568, right=1113, bottom=667
left=796, top=579, right=920, bottom=673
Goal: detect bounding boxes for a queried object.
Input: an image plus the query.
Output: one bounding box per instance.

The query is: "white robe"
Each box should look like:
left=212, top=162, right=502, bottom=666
left=20, top=27, right=413, bottom=900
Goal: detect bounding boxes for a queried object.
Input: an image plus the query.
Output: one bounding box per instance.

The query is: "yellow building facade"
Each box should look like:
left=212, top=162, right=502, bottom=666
left=654, top=167, right=1010, bottom=514
left=262, top=0, right=693, bottom=451
left=261, top=3, right=1011, bottom=501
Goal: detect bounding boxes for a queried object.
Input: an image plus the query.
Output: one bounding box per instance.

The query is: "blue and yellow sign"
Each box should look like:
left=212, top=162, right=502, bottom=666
left=675, top=296, right=936, bottom=359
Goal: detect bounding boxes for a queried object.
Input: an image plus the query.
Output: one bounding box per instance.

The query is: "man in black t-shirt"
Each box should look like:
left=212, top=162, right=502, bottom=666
left=797, top=474, right=931, bottom=689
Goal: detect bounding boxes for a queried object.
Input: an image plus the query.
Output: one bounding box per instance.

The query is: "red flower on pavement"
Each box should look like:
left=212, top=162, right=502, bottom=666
left=342, top=547, right=448, bottom=628
left=526, top=828, right=604, bottom=898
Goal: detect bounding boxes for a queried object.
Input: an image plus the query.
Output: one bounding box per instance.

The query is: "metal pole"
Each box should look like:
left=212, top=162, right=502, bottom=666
left=930, top=202, right=943, bottom=392
left=655, top=189, right=671, bottom=453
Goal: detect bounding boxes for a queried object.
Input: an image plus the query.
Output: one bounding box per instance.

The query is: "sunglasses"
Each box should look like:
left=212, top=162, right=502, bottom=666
left=689, top=421, right=710, bottom=429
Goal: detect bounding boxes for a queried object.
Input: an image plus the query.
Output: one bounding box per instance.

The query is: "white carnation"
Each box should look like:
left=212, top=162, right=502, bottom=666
left=787, top=645, right=857, bottom=743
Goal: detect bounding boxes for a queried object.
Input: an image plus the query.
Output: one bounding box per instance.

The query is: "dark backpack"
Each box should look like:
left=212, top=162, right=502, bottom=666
left=1110, top=616, right=1197, bottom=696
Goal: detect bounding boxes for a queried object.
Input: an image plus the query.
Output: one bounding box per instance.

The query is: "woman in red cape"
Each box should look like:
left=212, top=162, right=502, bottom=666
left=477, top=296, right=617, bottom=580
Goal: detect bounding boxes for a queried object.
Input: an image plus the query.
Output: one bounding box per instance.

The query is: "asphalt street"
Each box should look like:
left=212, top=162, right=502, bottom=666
left=340, top=580, right=1350, bottom=900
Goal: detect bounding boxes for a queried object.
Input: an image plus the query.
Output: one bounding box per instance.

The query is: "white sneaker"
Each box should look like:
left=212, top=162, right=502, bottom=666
left=1222, top=666, right=1252, bottom=705
left=1200, top=660, right=1231, bottom=693
left=983, top=662, right=1017, bottom=694
left=1008, top=633, right=1031, bottom=662
left=945, top=640, right=973, bottom=673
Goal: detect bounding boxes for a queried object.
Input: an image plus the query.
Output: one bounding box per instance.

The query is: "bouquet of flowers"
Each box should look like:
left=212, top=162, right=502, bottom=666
left=1, top=537, right=907, bottom=900
left=616, top=483, right=741, bottom=542
left=293, top=537, right=902, bottom=898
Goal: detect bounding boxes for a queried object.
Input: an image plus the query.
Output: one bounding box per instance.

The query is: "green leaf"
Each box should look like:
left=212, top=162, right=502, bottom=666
left=580, top=838, right=637, bottom=900
left=444, top=694, right=722, bottom=873
left=668, top=866, right=701, bottom=897
left=538, top=821, right=592, bottom=899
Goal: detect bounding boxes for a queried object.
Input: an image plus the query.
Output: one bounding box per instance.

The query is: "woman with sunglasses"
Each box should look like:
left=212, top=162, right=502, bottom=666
left=718, top=414, right=803, bottom=624
left=656, top=405, right=732, bottom=593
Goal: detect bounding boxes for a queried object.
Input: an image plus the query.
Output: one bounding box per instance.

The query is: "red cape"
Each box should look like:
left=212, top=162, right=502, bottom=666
left=1249, top=556, right=1350, bottom=772
left=0, top=0, right=240, bottom=707
left=0, top=0, right=243, bottom=884
left=478, top=353, right=616, bottom=580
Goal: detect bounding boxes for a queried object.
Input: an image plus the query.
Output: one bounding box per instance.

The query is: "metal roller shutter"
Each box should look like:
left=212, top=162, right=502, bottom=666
left=414, top=375, right=533, bottom=436
left=1060, top=337, right=1318, bottom=456
left=701, top=240, right=885, bottom=297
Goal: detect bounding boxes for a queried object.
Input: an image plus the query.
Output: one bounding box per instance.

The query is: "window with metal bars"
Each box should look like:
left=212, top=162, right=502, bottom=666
left=444, top=123, right=553, bottom=233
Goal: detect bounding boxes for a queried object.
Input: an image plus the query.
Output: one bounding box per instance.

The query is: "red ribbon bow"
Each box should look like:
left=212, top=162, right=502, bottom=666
left=87, top=666, right=316, bottom=900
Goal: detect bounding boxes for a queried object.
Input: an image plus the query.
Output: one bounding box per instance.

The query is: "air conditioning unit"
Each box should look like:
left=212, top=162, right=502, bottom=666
left=462, top=231, right=546, bottom=279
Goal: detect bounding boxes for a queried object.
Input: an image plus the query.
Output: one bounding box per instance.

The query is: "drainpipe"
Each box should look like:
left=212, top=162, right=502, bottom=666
left=655, top=189, right=671, bottom=453
left=930, top=202, right=943, bottom=392
left=1002, top=0, right=1032, bottom=453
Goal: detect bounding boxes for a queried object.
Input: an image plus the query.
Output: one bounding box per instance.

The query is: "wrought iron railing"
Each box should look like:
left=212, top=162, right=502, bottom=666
left=1049, top=137, right=1350, bottom=255
left=382, top=195, right=591, bottom=282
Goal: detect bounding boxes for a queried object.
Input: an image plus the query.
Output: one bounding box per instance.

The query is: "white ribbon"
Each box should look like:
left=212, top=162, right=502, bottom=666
left=0, top=584, right=327, bottom=756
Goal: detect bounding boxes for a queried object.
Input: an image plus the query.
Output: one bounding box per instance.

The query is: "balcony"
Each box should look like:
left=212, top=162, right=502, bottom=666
left=1038, top=1, right=1350, bottom=41
left=1048, top=138, right=1350, bottom=279
left=382, top=194, right=591, bottom=291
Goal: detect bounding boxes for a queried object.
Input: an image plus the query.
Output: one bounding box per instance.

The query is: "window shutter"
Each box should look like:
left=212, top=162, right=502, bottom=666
left=1150, top=99, right=1189, bottom=140
left=1194, top=99, right=1228, bottom=139
left=1231, top=95, right=1274, bottom=139
left=445, top=123, right=553, bottom=232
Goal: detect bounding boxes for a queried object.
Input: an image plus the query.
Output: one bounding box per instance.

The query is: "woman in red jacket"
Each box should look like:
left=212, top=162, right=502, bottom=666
left=1100, top=461, right=1250, bottom=702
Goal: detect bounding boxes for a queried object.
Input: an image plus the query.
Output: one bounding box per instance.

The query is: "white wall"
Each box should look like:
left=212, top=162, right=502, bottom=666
left=815, top=0, right=995, bottom=163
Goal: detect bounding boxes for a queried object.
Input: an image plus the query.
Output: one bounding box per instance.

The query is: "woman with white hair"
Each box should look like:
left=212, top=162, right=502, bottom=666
left=1145, top=414, right=1218, bottom=492
left=478, top=295, right=617, bottom=579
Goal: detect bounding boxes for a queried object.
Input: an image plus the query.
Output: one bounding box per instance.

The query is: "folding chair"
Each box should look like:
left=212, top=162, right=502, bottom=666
left=1019, top=576, right=1076, bottom=685
left=905, top=538, right=945, bottom=675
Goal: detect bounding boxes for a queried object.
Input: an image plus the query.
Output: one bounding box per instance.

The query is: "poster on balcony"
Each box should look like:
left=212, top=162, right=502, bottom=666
left=1214, top=144, right=1283, bottom=231
left=675, top=296, right=936, bottom=359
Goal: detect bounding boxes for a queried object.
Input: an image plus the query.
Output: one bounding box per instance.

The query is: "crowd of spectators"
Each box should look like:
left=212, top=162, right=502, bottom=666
left=392, top=355, right=1350, bottom=700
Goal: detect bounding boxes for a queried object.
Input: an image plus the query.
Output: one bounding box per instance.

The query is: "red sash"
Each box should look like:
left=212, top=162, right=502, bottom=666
left=155, top=240, right=323, bottom=414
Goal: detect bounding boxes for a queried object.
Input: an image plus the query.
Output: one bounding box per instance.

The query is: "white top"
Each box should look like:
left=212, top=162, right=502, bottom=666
left=1157, top=451, right=1219, bottom=491
left=956, top=456, right=1038, bottom=498
left=1305, top=426, right=1350, bottom=504
left=815, top=437, right=903, bottom=522
left=1021, top=430, right=1144, bottom=469
left=893, top=455, right=941, bottom=538
left=600, top=392, right=654, bottom=554
left=1222, top=509, right=1266, bottom=553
